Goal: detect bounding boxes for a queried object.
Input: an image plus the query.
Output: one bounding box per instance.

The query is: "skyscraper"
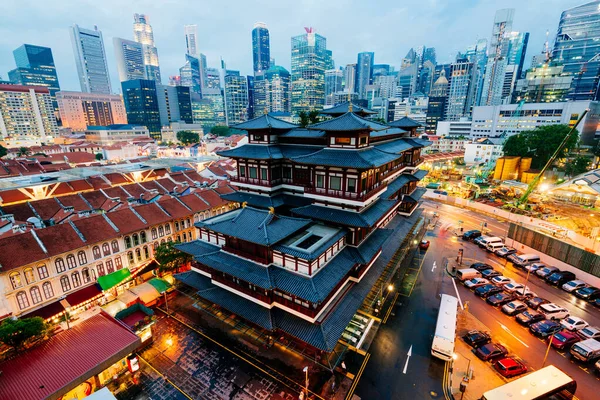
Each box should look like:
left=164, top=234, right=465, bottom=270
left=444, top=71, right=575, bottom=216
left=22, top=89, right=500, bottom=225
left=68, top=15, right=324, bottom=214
left=179, top=54, right=203, bottom=98
left=155, top=84, right=193, bottom=126
left=553, top=1, right=600, bottom=100
left=344, top=64, right=357, bottom=94
left=8, top=44, right=60, bottom=113
left=480, top=9, right=514, bottom=106
left=446, top=58, right=474, bottom=121
left=252, top=22, right=270, bottom=74
left=70, top=25, right=111, bottom=94
left=356, top=52, right=374, bottom=99
left=113, top=38, right=146, bottom=82
left=184, top=24, right=199, bottom=57
left=325, top=69, right=344, bottom=105
left=265, top=66, right=291, bottom=113
left=133, top=13, right=161, bottom=82
left=247, top=75, right=255, bottom=119
left=291, top=28, right=327, bottom=115
left=465, top=39, right=488, bottom=107
left=121, top=79, right=161, bottom=138
left=224, top=71, right=249, bottom=124
left=425, top=70, right=449, bottom=133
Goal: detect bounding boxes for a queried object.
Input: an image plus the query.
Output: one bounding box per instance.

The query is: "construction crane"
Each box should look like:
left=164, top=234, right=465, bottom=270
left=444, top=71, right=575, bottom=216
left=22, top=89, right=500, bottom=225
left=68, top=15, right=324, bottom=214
left=517, top=109, right=589, bottom=205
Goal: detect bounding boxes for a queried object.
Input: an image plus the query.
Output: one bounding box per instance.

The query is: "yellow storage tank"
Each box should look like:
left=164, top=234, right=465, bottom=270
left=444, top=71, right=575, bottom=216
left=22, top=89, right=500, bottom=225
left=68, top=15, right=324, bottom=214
left=518, top=157, right=532, bottom=180
left=501, top=156, right=520, bottom=181
left=493, top=157, right=505, bottom=180
left=521, top=170, right=537, bottom=184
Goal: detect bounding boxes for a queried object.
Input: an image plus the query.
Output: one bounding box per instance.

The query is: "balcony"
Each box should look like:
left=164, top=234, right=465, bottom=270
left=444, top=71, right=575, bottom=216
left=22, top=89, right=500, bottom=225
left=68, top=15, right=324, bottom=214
left=304, top=181, right=387, bottom=202
left=231, top=176, right=282, bottom=187
left=407, top=158, right=424, bottom=167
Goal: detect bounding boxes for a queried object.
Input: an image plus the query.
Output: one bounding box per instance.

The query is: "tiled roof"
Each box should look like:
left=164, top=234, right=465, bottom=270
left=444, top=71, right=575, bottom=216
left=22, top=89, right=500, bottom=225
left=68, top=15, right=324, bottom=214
left=0, top=312, right=140, bottom=400
left=197, top=207, right=311, bottom=246
left=71, top=216, right=118, bottom=244
left=1, top=202, right=37, bottom=222
left=131, top=203, right=172, bottom=225
left=35, top=224, right=86, bottom=258
left=403, top=188, right=426, bottom=203
left=0, top=231, right=47, bottom=271
left=290, top=147, right=400, bottom=168
left=308, top=112, right=389, bottom=132
left=273, top=229, right=347, bottom=261
left=374, top=138, right=418, bottom=154
left=174, top=240, right=220, bottom=258
left=195, top=190, right=229, bottom=208
left=217, top=144, right=283, bottom=159
left=219, top=192, right=312, bottom=209
left=279, top=129, right=326, bottom=138
left=346, top=228, right=391, bottom=264
left=388, top=116, right=422, bottom=128
left=177, top=193, right=211, bottom=212
left=384, top=175, right=413, bottom=198
left=198, top=251, right=272, bottom=289
left=370, top=127, right=408, bottom=138
left=104, top=208, right=146, bottom=234
left=157, top=198, right=192, bottom=219
left=413, top=169, right=428, bottom=180
left=292, top=198, right=397, bottom=228
left=231, top=114, right=298, bottom=131
left=320, top=102, right=377, bottom=117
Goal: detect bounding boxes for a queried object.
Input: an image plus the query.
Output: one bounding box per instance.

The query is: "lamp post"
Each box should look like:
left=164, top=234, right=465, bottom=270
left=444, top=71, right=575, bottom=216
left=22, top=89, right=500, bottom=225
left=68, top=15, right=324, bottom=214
left=164, top=291, right=169, bottom=315
left=303, top=366, right=309, bottom=399
left=542, top=333, right=555, bottom=368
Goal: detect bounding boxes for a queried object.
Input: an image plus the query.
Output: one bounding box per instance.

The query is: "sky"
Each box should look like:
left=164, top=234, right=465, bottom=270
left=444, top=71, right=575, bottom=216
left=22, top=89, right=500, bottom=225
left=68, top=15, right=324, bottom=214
left=0, top=0, right=588, bottom=93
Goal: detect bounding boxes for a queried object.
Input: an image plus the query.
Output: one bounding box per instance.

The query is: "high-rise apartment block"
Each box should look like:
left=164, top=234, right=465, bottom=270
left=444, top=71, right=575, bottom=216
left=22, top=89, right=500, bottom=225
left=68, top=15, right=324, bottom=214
left=70, top=25, right=112, bottom=94
left=0, top=84, right=59, bottom=144
left=291, top=28, right=327, bottom=115
left=133, top=14, right=161, bottom=82
left=252, top=23, right=270, bottom=74
left=56, top=91, right=127, bottom=132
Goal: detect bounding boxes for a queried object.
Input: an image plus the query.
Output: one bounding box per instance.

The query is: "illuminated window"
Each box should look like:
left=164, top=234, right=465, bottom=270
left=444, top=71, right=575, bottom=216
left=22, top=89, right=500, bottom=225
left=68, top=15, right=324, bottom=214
left=37, top=265, right=49, bottom=280
left=102, top=243, right=110, bottom=256
left=77, top=251, right=87, bottom=265
left=24, top=268, right=35, bottom=284
left=10, top=272, right=22, bottom=289
left=111, top=240, right=119, bottom=253
left=60, top=275, right=71, bottom=293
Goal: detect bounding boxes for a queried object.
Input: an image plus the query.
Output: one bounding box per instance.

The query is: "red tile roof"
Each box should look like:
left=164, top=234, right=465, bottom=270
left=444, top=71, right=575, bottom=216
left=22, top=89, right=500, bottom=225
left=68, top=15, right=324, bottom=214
left=1, top=202, right=36, bottom=222
left=71, top=215, right=118, bottom=244
left=178, top=193, right=211, bottom=212
left=104, top=173, right=129, bottom=185
left=105, top=208, right=146, bottom=234
left=0, top=189, right=30, bottom=204
left=0, top=231, right=47, bottom=271
left=120, top=183, right=147, bottom=199
left=27, top=198, right=62, bottom=221
left=196, top=189, right=228, bottom=208
left=56, top=193, right=92, bottom=212
left=214, top=185, right=235, bottom=195
left=67, top=179, right=94, bottom=192
left=87, top=176, right=111, bottom=190
left=131, top=203, right=172, bottom=225
left=101, top=186, right=130, bottom=202
left=0, top=312, right=140, bottom=400
left=157, top=198, right=192, bottom=219
left=79, top=190, right=111, bottom=208
left=208, top=165, right=228, bottom=177
left=139, top=180, right=169, bottom=194
left=35, top=223, right=85, bottom=257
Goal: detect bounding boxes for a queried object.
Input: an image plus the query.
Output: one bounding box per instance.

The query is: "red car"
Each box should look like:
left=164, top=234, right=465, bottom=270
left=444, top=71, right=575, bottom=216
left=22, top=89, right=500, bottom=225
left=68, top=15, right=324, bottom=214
left=419, top=240, right=430, bottom=250
left=551, top=330, right=581, bottom=350
left=493, top=357, right=528, bottom=378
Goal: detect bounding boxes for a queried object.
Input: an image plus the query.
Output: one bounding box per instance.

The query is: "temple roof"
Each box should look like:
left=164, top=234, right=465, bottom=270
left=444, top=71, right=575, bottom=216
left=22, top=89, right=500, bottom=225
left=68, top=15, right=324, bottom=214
left=402, top=187, right=427, bottom=203
left=320, top=102, right=377, bottom=117
left=290, top=147, right=400, bottom=168
left=272, top=229, right=347, bottom=261
left=388, top=116, right=422, bottom=129
left=219, top=191, right=313, bottom=209
left=216, top=144, right=318, bottom=160
left=279, top=128, right=326, bottom=138
left=196, top=206, right=312, bottom=246
left=370, top=127, right=409, bottom=138
left=292, top=198, right=397, bottom=228
left=307, top=112, right=389, bottom=132
left=384, top=174, right=416, bottom=198
left=231, top=113, right=298, bottom=131
left=374, top=137, right=425, bottom=154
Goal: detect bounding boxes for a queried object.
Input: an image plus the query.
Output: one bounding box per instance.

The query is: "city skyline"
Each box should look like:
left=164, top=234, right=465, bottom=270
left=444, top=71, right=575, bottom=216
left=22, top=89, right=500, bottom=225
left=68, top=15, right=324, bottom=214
left=0, top=0, right=583, bottom=93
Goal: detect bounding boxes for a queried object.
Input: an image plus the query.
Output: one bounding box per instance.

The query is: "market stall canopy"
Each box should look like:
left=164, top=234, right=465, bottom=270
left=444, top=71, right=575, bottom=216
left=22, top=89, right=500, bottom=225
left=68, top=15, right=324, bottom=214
left=117, top=290, right=139, bottom=306
left=129, top=282, right=160, bottom=304
left=148, top=277, right=172, bottom=293
left=98, top=268, right=132, bottom=291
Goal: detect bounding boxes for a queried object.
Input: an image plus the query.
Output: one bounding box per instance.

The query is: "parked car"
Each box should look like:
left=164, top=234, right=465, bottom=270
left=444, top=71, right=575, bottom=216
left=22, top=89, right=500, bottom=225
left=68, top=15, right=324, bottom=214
left=578, top=326, right=600, bottom=340
left=491, top=276, right=513, bottom=286
left=481, top=269, right=501, bottom=279
left=593, top=298, right=600, bottom=308
left=526, top=297, right=550, bottom=310
left=475, top=284, right=503, bottom=298
left=418, top=240, right=430, bottom=250
left=561, top=316, right=589, bottom=332
left=551, top=330, right=581, bottom=350
left=562, top=280, right=587, bottom=293
left=516, top=310, right=545, bottom=326
left=502, top=300, right=528, bottom=316
left=503, top=282, right=526, bottom=293
left=465, top=278, right=490, bottom=289
left=509, top=253, right=541, bottom=268
left=474, top=236, right=488, bottom=247
left=457, top=268, right=482, bottom=282
left=546, top=271, right=577, bottom=286
left=530, top=320, right=563, bottom=338
left=474, top=343, right=508, bottom=361
left=487, top=292, right=517, bottom=307
left=575, top=286, right=600, bottom=301
left=570, top=339, right=600, bottom=363
left=462, top=330, right=492, bottom=348
left=536, top=266, right=559, bottom=278
left=539, top=303, right=570, bottom=321
left=493, top=357, right=528, bottom=378
left=525, top=262, right=545, bottom=273
left=495, top=246, right=517, bottom=258
left=470, top=262, right=493, bottom=272
left=462, top=230, right=482, bottom=240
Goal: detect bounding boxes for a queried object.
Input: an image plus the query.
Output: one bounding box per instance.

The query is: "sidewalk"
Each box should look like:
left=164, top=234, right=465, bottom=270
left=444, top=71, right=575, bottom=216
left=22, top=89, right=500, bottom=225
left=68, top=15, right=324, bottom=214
left=448, top=310, right=505, bottom=400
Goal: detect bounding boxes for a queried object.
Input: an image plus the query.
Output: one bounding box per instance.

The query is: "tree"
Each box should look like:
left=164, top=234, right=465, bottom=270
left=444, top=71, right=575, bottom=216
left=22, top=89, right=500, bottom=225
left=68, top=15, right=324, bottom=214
left=298, top=111, right=310, bottom=128
left=95, top=153, right=103, bottom=161
left=502, top=124, right=578, bottom=169
left=308, top=110, right=321, bottom=125
left=565, top=155, right=591, bottom=177
left=0, top=144, right=7, bottom=159
left=154, top=241, right=192, bottom=274
left=177, top=130, right=200, bottom=144
left=0, top=317, right=47, bottom=349
left=211, top=125, right=230, bottom=136
left=17, top=147, right=30, bottom=157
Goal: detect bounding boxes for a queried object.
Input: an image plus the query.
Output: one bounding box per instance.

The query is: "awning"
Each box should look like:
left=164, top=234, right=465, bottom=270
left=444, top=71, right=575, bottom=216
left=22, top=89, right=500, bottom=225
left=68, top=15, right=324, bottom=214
left=98, top=269, right=132, bottom=291
left=66, top=284, right=102, bottom=306
left=147, top=278, right=171, bottom=294
left=21, top=301, right=65, bottom=320
left=129, top=283, right=160, bottom=304
left=117, top=290, right=139, bottom=306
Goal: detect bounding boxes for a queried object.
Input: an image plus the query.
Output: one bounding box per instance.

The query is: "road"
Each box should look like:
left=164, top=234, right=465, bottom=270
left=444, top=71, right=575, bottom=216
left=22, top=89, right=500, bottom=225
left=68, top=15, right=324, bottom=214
left=356, top=200, right=598, bottom=400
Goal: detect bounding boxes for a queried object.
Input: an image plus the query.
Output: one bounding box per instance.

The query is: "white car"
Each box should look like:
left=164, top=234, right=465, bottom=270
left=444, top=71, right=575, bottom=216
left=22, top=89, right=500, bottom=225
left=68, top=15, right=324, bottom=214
left=491, top=276, right=513, bottom=286
left=503, top=282, right=525, bottom=293
left=465, top=277, right=490, bottom=289
left=578, top=326, right=600, bottom=340
left=501, top=300, right=528, bottom=316
left=525, top=263, right=545, bottom=273
left=560, top=316, right=589, bottom=332
left=562, top=280, right=586, bottom=293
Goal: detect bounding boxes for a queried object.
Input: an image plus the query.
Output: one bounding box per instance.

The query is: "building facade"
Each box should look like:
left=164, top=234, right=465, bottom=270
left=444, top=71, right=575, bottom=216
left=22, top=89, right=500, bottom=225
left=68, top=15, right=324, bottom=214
left=113, top=38, right=146, bottom=82
left=425, top=70, right=449, bottom=134
left=291, top=29, right=327, bottom=115
left=121, top=79, right=161, bottom=139
left=480, top=9, right=514, bottom=106
left=57, top=91, right=127, bottom=132
left=85, top=124, right=150, bottom=144
left=184, top=24, right=199, bottom=57
left=156, top=84, right=193, bottom=126
left=252, top=22, right=271, bottom=74
left=70, top=25, right=112, bottom=94
left=446, top=58, right=474, bottom=121
left=133, top=13, right=161, bottom=82
left=325, top=69, right=344, bottom=106
left=513, top=64, right=573, bottom=103
left=356, top=52, right=374, bottom=99
left=224, top=72, right=249, bottom=125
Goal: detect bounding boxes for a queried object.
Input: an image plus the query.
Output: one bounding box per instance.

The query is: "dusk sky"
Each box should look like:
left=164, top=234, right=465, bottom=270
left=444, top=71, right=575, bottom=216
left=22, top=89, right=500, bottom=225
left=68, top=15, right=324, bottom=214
left=0, top=0, right=586, bottom=92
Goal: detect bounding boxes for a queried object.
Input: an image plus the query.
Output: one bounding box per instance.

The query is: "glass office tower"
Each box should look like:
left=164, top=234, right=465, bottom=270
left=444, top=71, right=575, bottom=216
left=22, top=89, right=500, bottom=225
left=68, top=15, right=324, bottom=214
left=70, top=25, right=112, bottom=94
left=291, top=28, right=327, bottom=115
left=121, top=79, right=161, bottom=139
left=252, top=22, right=271, bottom=74
left=133, top=13, right=161, bottom=83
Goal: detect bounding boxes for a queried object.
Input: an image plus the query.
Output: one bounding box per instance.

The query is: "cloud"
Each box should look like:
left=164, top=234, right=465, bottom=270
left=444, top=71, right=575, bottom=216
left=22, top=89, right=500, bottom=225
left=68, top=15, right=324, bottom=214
left=0, top=0, right=584, bottom=92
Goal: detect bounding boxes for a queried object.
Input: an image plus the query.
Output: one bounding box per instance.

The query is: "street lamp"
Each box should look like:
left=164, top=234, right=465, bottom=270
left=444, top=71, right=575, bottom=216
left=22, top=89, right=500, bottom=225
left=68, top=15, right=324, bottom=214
left=303, top=366, right=309, bottom=399
left=542, top=333, right=555, bottom=368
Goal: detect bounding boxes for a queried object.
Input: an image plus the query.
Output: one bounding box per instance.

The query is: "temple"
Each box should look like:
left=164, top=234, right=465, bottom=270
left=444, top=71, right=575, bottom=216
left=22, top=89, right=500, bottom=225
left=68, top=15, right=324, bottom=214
left=174, top=107, right=429, bottom=361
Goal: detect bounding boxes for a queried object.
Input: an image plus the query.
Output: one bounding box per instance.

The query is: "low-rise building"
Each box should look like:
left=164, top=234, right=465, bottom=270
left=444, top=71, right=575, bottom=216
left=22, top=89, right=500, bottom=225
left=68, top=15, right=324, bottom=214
left=85, top=124, right=150, bottom=145
left=436, top=119, right=472, bottom=137
left=56, top=91, right=127, bottom=132
left=464, top=138, right=503, bottom=164
left=160, top=121, right=205, bottom=143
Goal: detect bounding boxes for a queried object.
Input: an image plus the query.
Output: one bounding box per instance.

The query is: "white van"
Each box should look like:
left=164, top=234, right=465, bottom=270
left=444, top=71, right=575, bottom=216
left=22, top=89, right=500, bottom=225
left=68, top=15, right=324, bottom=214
left=486, top=241, right=505, bottom=253
left=510, top=253, right=541, bottom=268
left=457, top=268, right=482, bottom=282
left=480, top=236, right=502, bottom=249
left=539, top=303, right=570, bottom=320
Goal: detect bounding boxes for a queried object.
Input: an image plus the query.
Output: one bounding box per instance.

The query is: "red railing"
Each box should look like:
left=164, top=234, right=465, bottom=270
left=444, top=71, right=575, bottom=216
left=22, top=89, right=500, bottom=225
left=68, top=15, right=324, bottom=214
left=231, top=176, right=282, bottom=186
left=304, top=181, right=388, bottom=201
